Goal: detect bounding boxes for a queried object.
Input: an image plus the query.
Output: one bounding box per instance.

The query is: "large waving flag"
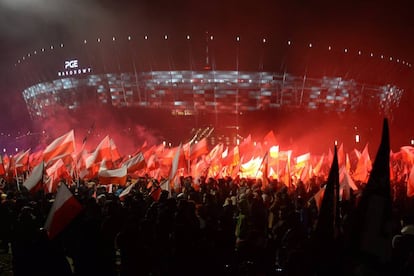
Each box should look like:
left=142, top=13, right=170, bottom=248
left=43, top=130, right=75, bottom=164
left=353, top=144, right=371, bottom=183
left=45, top=159, right=70, bottom=194
left=85, top=136, right=112, bottom=169
left=23, top=161, right=44, bottom=193
left=44, top=184, right=82, bottom=239
left=13, top=149, right=31, bottom=174
left=188, top=138, right=209, bottom=160
left=98, top=166, right=127, bottom=186
left=263, top=130, right=277, bottom=152
left=350, top=119, right=393, bottom=266
left=122, top=152, right=146, bottom=173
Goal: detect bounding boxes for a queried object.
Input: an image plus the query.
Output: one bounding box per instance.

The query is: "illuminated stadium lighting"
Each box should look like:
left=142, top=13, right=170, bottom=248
left=164, top=35, right=168, bottom=40
left=17, top=60, right=20, bottom=63
left=344, top=48, right=348, bottom=53
left=411, top=139, right=414, bottom=145
left=355, top=134, right=360, bottom=143
left=27, top=53, right=30, bottom=57
left=389, top=57, right=393, bottom=61
left=370, top=53, right=374, bottom=57
left=144, top=35, right=148, bottom=40
left=50, top=45, right=54, bottom=49
left=402, top=61, right=405, bottom=64
left=17, top=34, right=407, bottom=122
left=97, top=38, right=101, bottom=42
left=41, top=48, right=45, bottom=52
left=22, top=57, right=25, bottom=60
left=84, top=39, right=87, bottom=44
left=60, top=43, right=64, bottom=48
left=380, top=55, right=384, bottom=59
left=397, top=59, right=400, bottom=63
left=112, top=36, right=116, bottom=41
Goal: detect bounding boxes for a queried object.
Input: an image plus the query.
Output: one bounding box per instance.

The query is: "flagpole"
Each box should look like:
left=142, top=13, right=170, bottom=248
left=15, top=167, right=20, bottom=192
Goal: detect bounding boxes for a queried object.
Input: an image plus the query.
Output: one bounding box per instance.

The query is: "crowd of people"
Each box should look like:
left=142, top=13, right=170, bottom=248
left=0, top=172, right=414, bottom=276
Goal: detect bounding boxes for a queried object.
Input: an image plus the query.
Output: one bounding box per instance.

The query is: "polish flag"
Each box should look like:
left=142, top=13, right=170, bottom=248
left=45, top=159, right=70, bottom=193
left=23, top=161, right=44, bottom=193
left=122, top=152, right=146, bottom=173
left=118, top=181, right=137, bottom=201
left=98, top=166, right=127, bottom=186
left=86, top=136, right=112, bottom=168
left=44, top=184, right=82, bottom=239
left=14, top=149, right=31, bottom=173
left=43, top=130, right=75, bottom=164
left=110, top=138, right=121, bottom=162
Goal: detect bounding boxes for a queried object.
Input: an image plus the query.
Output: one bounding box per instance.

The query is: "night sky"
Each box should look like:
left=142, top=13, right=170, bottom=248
left=0, top=0, right=412, bottom=138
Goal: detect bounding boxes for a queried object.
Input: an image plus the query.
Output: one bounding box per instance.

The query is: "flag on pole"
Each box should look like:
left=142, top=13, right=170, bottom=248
left=353, top=144, right=372, bottom=183
left=122, top=152, right=146, bottom=173
left=98, top=166, right=127, bottom=186
left=43, top=130, right=75, bottom=164
left=189, top=138, right=209, bottom=160
left=118, top=181, right=137, bottom=201
left=45, top=159, right=70, bottom=194
left=85, top=136, right=112, bottom=168
left=23, top=161, right=44, bottom=193
left=44, top=184, right=82, bottom=239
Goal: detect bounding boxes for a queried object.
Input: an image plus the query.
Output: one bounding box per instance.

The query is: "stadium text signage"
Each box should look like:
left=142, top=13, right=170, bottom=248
left=58, top=59, right=92, bottom=77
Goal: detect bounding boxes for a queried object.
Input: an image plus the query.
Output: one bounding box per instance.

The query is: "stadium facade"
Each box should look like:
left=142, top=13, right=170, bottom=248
left=13, top=33, right=413, bottom=148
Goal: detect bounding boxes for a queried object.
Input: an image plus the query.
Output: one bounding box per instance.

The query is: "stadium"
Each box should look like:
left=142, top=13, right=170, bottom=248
left=12, top=32, right=413, bottom=153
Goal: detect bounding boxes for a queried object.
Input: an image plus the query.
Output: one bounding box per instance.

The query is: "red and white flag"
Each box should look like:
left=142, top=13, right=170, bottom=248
left=44, top=184, right=82, bottom=239
left=43, top=130, right=75, bottom=164
left=45, top=159, right=70, bottom=193
left=122, top=152, right=146, bottom=173
left=118, top=181, right=137, bottom=201
left=14, top=149, right=31, bottom=173
left=86, top=136, right=114, bottom=169
left=23, top=161, right=44, bottom=193
left=98, top=166, right=127, bottom=186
